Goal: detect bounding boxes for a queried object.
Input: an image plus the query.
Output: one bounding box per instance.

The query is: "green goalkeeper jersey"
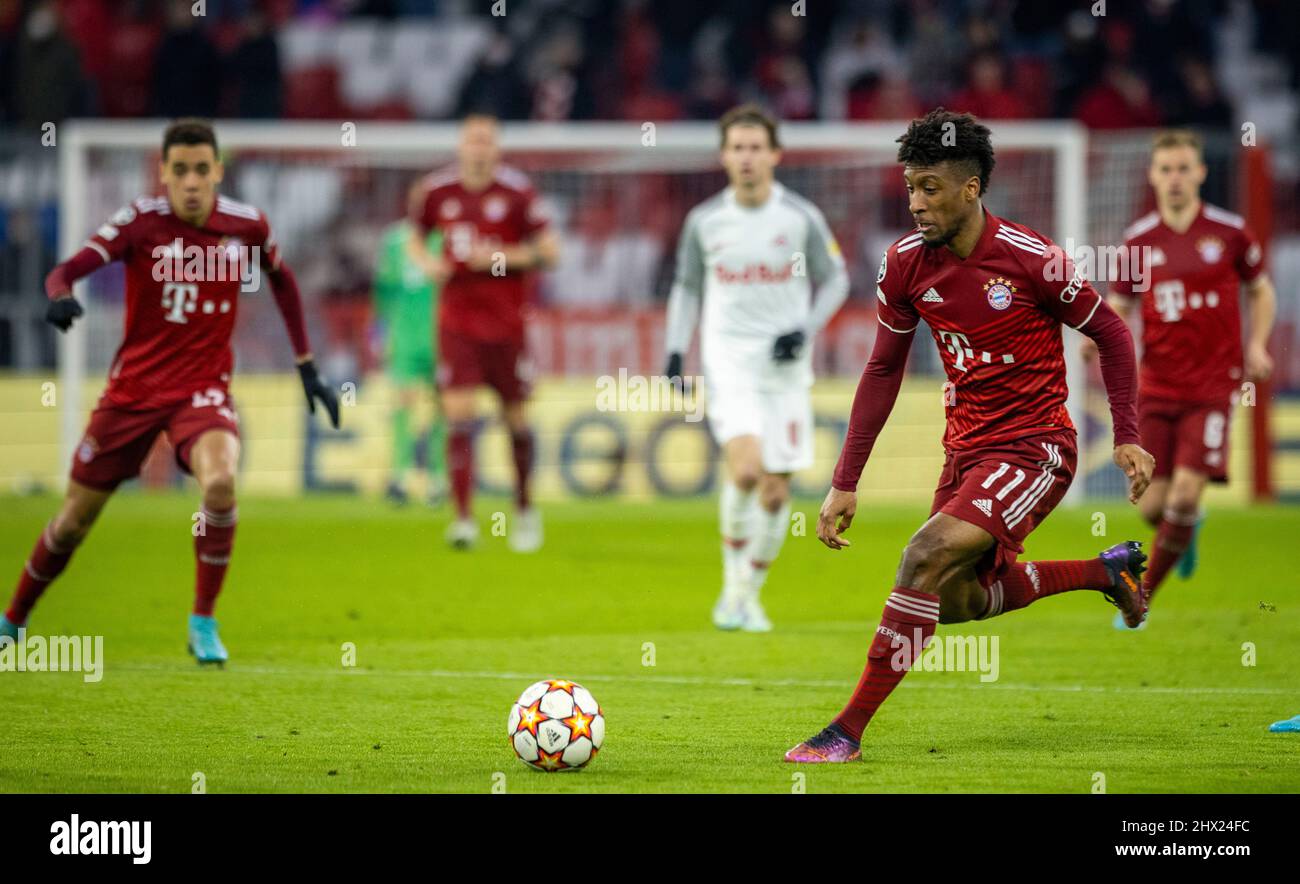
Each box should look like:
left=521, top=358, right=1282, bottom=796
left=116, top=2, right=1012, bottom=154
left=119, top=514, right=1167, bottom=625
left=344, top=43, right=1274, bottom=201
left=374, top=220, right=442, bottom=368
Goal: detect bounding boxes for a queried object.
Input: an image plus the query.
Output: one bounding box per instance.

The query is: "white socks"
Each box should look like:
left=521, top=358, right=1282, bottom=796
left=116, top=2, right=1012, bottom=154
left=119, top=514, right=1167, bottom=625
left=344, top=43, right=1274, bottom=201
left=720, top=481, right=755, bottom=592
left=748, top=500, right=790, bottom=593
left=720, top=483, right=791, bottom=597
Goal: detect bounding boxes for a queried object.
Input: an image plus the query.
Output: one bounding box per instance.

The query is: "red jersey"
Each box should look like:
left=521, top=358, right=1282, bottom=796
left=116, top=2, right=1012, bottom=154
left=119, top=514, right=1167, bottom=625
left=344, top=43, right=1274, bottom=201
left=81, top=195, right=284, bottom=410
left=876, top=209, right=1108, bottom=451
left=1110, top=203, right=1264, bottom=404
left=411, top=164, right=549, bottom=343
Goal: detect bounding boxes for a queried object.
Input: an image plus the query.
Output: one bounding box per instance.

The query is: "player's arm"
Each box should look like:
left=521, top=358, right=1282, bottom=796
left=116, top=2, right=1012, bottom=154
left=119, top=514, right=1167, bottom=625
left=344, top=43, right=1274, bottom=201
left=467, top=228, right=560, bottom=273
left=819, top=252, right=917, bottom=550
left=775, top=205, right=849, bottom=362
left=1244, top=273, right=1276, bottom=381
left=258, top=222, right=340, bottom=428
left=1043, top=251, right=1152, bottom=503
left=406, top=182, right=451, bottom=284
left=663, top=209, right=705, bottom=383
left=43, top=205, right=143, bottom=332
left=819, top=321, right=913, bottom=551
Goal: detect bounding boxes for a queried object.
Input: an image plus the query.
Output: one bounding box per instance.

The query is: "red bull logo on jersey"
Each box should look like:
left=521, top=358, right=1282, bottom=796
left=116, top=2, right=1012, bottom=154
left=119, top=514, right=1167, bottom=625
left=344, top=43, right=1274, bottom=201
left=714, top=261, right=796, bottom=285
left=984, top=277, right=1016, bottom=310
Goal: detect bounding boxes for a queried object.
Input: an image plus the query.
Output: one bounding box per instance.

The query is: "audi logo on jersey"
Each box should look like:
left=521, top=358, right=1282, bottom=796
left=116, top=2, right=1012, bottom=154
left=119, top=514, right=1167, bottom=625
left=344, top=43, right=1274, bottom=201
left=713, top=262, right=796, bottom=285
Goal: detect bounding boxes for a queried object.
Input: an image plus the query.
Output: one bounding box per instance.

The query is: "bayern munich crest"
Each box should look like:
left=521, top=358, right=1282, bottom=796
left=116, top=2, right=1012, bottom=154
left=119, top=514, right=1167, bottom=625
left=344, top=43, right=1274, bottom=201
left=983, top=277, right=1016, bottom=310
left=1196, top=236, right=1224, bottom=263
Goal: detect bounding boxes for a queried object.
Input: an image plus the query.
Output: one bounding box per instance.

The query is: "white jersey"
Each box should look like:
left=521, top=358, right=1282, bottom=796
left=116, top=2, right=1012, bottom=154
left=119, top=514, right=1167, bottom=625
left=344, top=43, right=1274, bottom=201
left=665, top=182, right=849, bottom=392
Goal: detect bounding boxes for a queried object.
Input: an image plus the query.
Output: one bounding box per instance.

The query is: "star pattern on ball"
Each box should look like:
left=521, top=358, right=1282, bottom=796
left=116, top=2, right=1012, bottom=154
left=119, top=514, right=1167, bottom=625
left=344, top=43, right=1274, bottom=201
left=515, top=700, right=544, bottom=736
left=546, top=679, right=575, bottom=693
left=535, top=749, right=567, bottom=772
left=563, top=708, right=594, bottom=741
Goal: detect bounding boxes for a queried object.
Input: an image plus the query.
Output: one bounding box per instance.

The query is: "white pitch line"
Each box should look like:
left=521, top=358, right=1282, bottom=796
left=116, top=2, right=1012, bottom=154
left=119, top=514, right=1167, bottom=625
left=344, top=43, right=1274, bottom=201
left=109, top=663, right=1296, bottom=696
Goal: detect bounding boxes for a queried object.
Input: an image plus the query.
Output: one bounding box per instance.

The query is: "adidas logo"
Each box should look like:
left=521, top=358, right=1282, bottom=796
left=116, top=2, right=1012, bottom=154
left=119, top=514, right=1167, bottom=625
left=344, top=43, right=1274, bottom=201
left=922, top=287, right=943, bottom=303
left=973, top=498, right=993, bottom=517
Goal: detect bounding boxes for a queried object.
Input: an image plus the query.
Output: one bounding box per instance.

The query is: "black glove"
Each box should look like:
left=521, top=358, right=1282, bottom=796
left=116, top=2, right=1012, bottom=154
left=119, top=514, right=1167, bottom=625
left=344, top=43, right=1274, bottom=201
left=297, top=359, right=341, bottom=428
left=664, top=352, right=683, bottom=383
left=45, top=296, right=84, bottom=332
left=772, top=329, right=806, bottom=362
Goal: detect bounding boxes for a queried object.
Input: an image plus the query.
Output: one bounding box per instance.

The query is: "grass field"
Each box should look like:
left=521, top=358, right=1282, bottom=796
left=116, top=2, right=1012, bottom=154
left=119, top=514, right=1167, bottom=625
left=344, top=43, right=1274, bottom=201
left=1, top=492, right=1297, bottom=794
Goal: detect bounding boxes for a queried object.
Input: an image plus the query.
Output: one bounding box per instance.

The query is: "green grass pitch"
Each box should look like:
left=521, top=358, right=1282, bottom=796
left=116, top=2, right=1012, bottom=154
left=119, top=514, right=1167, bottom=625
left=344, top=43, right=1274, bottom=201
left=1, top=492, right=1297, bottom=793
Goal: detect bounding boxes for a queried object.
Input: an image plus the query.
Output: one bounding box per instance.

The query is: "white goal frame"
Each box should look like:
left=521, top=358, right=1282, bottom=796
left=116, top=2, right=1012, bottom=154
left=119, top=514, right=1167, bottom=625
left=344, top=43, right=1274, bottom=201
left=58, top=119, right=1089, bottom=502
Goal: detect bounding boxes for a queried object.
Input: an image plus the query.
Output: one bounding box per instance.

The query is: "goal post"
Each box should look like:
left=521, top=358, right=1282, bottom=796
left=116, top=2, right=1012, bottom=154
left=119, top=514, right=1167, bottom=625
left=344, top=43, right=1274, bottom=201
left=57, top=118, right=1089, bottom=502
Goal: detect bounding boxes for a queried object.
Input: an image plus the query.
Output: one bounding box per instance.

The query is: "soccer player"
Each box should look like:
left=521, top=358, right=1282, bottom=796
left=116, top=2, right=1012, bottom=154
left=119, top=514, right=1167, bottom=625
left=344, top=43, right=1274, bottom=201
left=1084, top=130, right=1275, bottom=628
left=373, top=218, right=447, bottom=506
left=409, top=113, right=559, bottom=552
left=0, top=119, right=339, bottom=664
left=664, top=104, right=849, bottom=632
left=785, top=109, right=1154, bottom=763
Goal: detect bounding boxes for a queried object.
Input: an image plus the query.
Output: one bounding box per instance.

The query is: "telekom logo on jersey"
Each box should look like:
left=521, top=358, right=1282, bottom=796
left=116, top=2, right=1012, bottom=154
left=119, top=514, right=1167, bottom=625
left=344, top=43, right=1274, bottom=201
left=150, top=237, right=261, bottom=295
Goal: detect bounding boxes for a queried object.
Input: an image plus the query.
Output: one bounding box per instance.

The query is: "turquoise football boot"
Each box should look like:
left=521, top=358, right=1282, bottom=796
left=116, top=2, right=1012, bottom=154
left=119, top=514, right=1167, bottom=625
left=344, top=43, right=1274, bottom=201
left=1112, top=610, right=1148, bottom=631
left=1268, top=715, right=1300, bottom=733
left=187, top=614, right=228, bottom=666
left=0, top=615, right=19, bottom=642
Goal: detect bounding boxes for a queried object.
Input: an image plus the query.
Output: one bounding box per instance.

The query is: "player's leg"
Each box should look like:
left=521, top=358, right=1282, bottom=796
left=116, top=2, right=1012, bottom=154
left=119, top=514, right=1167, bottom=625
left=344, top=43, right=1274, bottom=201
left=441, top=384, right=480, bottom=547
left=714, top=434, right=762, bottom=629
left=1144, top=466, right=1206, bottom=602
left=438, top=330, right=484, bottom=546
left=739, top=471, right=790, bottom=632
left=425, top=382, right=448, bottom=506
left=184, top=429, right=240, bottom=665
left=502, top=397, right=542, bottom=553
left=4, top=404, right=163, bottom=636
left=386, top=380, right=420, bottom=504
left=1, top=480, right=113, bottom=637
left=786, top=513, right=992, bottom=762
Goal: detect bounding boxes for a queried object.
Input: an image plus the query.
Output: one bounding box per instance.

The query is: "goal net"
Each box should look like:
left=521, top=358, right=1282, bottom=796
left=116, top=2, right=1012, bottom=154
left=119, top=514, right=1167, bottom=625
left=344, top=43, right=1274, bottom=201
left=55, top=120, right=1094, bottom=503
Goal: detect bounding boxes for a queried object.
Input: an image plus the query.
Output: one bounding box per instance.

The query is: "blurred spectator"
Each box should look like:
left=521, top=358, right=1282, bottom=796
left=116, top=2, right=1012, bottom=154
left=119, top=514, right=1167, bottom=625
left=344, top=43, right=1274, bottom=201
left=1166, top=57, right=1232, bottom=129
left=846, top=72, right=923, bottom=121
left=228, top=10, right=282, bottom=118
left=947, top=51, right=1027, bottom=120
left=457, top=31, right=531, bottom=119
left=15, top=0, right=88, bottom=128
left=820, top=20, right=904, bottom=120
left=153, top=0, right=221, bottom=117
left=1074, top=63, right=1163, bottom=130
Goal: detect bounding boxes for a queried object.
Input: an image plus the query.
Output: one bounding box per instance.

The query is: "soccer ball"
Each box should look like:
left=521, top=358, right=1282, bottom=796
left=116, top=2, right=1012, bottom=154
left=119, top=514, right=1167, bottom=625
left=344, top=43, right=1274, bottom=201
left=507, top=679, right=604, bottom=772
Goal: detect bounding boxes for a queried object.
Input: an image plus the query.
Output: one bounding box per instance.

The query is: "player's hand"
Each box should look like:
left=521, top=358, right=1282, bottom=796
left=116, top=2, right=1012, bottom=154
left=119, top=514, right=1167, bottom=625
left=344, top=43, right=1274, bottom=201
left=773, top=329, right=806, bottom=362
left=1079, top=337, right=1098, bottom=364
left=416, top=251, right=451, bottom=284
left=297, top=359, right=341, bottom=429
left=45, top=295, right=84, bottom=332
left=1245, top=341, right=1274, bottom=382
left=817, top=486, right=857, bottom=550
left=1113, top=443, right=1154, bottom=504
left=665, top=351, right=686, bottom=382
left=466, top=244, right=497, bottom=273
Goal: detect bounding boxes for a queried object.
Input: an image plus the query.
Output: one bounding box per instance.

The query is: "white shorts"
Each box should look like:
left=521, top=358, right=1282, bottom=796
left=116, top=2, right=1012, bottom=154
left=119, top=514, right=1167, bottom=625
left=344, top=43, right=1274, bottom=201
left=704, top=380, right=814, bottom=474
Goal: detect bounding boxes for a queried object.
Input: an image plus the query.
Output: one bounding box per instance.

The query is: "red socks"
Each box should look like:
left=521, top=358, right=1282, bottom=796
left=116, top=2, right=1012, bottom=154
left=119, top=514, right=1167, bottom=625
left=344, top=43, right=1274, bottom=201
left=511, top=429, right=534, bottom=510
left=833, top=587, right=939, bottom=741
left=448, top=422, right=475, bottom=519
left=1145, top=510, right=1197, bottom=599
left=978, top=559, right=1111, bottom=618
left=193, top=505, right=237, bottom=616
left=5, top=522, right=80, bottom=625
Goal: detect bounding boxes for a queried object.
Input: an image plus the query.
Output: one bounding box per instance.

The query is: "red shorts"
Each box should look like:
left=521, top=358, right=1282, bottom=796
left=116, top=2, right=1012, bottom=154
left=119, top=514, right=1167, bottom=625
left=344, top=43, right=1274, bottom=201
left=70, top=386, right=241, bottom=491
left=1139, top=395, right=1231, bottom=483
left=437, top=330, right=531, bottom=403
left=930, top=429, right=1078, bottom=582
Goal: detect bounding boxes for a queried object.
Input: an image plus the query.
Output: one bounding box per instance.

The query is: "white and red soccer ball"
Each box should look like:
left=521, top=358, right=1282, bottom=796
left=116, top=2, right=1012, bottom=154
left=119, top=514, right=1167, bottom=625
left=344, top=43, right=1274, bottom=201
left=508, top=679, right=604, bottom=772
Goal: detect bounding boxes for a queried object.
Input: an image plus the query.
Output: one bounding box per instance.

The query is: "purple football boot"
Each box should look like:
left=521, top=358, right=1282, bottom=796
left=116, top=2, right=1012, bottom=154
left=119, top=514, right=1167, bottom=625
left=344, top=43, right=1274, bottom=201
left=784, top=722, right=861, bottom=763
left=1099, top=541, right=1149, bottom=629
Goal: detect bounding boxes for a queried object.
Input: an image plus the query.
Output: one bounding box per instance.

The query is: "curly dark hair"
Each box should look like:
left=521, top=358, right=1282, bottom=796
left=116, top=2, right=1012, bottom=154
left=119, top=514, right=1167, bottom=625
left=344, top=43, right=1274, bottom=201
left=896, top=108, right=995, bottom=196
